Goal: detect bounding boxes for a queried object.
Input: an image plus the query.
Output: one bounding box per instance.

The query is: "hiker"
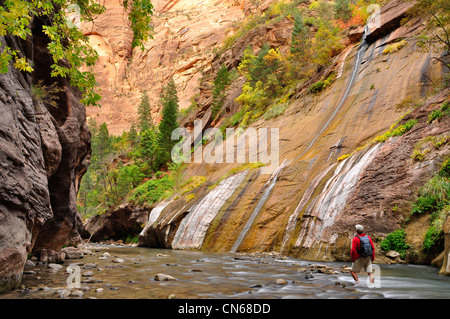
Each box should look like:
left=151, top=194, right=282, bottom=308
left=350, top=224, right=375, bottom=285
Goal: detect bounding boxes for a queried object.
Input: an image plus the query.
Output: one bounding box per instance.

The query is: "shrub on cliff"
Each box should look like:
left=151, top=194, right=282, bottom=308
left=380, top=229, right=410, bottom=257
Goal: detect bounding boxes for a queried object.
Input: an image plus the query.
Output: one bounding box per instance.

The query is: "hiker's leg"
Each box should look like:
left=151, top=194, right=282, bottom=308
left=368, top=272, right=374, bottom=284
left=350, top=270, right=359, bottom=284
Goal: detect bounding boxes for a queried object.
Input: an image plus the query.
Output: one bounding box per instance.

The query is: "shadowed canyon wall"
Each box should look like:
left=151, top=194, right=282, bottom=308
left=0, top=19, right=90, bottom=292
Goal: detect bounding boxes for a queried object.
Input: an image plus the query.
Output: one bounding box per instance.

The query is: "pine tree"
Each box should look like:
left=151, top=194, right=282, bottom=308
left=137, top=90, right=153, bottom=132
left=290, top=13, right=310, bottom=58
left=96, top=122, right=112, bottom=164
left=335, top=0, right=353, bottom=23
left=156, top=78, right=180, bottom=169
left=211, top=64, right=231, bottom=119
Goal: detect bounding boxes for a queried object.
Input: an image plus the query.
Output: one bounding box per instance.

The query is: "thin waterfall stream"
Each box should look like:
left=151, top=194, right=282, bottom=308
left=230, top=26, right=371, bottom=252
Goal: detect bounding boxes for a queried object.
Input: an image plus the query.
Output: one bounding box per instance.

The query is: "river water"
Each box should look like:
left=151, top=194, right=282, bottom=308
left=2, top=245, right=450, bottom=300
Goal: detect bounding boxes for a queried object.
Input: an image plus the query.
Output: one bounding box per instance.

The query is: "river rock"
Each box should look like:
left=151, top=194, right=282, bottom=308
left=82, top=271, right=94, bottom=277
left=56, top=289, right=71, bottom=299
left=112, top=258, right=124, bottom=263
left=61, top=247, right=84, bottom=259
left=70, top=290, right=84, bottom=298
left=275, top=278, right=287, bottom=285
left=386, top=250, right=401, bottom=259
left=48, top=263, right=63, bottom=271
left=154, top=273, right=176, bottom=281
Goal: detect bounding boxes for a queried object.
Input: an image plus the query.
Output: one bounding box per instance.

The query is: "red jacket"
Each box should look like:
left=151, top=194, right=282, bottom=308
left=351, top=233, right=375, bottom=262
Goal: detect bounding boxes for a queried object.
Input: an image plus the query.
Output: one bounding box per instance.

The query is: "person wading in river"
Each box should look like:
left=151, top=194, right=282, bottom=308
left=350, top=224, right=375, bottom=285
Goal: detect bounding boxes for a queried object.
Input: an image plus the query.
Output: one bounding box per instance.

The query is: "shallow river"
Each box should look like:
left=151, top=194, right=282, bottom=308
left=2, top=245, right=450, bottom=299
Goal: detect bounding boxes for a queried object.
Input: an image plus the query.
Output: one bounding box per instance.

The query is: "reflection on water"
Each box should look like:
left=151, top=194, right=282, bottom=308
left=2, top=246, right=450, bottom=299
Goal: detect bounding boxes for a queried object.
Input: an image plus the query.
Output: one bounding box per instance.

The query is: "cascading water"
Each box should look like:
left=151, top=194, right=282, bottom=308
left=230, top=160, right=287, bottom=252
left=294, top=144, right=381, bottom=251
left=294, top=25, right=370, bottom=162
left=278, top=26, right=373, bottom=252
left=231, top=27, right=371, bottom=252
left=171, top=170, right=248, bottom=250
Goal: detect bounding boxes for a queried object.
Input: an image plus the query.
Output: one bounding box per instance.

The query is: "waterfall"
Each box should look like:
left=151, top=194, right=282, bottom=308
left=281, top=164, right=336, bottom=250
left=281, top=27, right=372, bottom=250
left=295, top=144, right=381, bottom=249
left=230, top=160, right=287, bottom=252
left=171, top=170, right=248, bottom=250
left=229, top=27, right=372, bottom=253
left=294, top=26, right=369, bottom=162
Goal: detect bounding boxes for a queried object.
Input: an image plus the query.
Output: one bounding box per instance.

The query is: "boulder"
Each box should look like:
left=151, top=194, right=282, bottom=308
left=83, top=204, right=149, bottom=242
left=61, top=247, right=84, bottom=259
left=386, top=250, right=401, bottom=259
left=154, top=273, right=176, bottom=281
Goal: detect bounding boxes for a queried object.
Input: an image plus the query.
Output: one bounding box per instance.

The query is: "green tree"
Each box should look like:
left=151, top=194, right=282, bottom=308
left=137, top=90, right=153, bottom=132
left=0, top=0, right=154, bottom=106
left=93, top=122, right=112, bottom=165
left=312, top=21, right=344, bottom=69
left=335, top=0, right=353, bottom=22
left=137, top=127, right=158, bottom=172
left=412, top=0, right=450, bottom=70
left=211, top=64, right=231, bottom=119
left=128, top=121, right=138, bottom=143
left=156, top=78, right=180, bottom=169
left=290, top=13, right=310, bottom=57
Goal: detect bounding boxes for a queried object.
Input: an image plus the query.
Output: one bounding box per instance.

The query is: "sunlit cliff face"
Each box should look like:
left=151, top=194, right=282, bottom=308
left=82, top=0, right=247, bottom=135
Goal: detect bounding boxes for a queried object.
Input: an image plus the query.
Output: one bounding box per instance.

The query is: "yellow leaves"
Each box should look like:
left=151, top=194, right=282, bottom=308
left=383, top=40, right=408, bottom=55
left=13, top=56, right=33, bottom=72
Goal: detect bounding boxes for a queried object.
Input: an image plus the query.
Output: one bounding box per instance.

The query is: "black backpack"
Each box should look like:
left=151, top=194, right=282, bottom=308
left=356, top=234, right=373, bottom=257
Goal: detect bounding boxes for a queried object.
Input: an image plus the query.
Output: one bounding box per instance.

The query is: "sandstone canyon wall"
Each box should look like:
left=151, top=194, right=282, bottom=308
left=132, top=0, right=449, bottom=273
left=83, top=0, right=249, bottom=135
left=0, top=19, right=90, bottom=292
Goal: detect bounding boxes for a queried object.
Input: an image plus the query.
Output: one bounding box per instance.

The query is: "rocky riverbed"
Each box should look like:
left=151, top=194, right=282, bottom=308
left=2, top=243, right=450, bottom=299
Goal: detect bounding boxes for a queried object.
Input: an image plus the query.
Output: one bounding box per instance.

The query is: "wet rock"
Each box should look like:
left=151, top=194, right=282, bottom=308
left=40, top=249, right=66, bottom=263
left=96, top=288, right=104, bottom=293
left=23, top=271, right=36, bottom=275
left=61, top=247, right=84, bottom=259
left=81, top=278, right=96, bottom=284
left=70, top=290, right=84, bottom=298
left=275, top=278, right=287, bottom=285
left=386, top=250, right=400, bottom=259
left=305, top=273, right=314, bottom=279
left=82, top=271, right=94, bottom=277
left=25, top=260, right=36, bottom=267
left=56, top=289, right=71, bottom=299
left=48, top=263, right=63, bottom=271
left=112, top=258, right=124, bottom=263
left=154, top=273, right=176, bottom=281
